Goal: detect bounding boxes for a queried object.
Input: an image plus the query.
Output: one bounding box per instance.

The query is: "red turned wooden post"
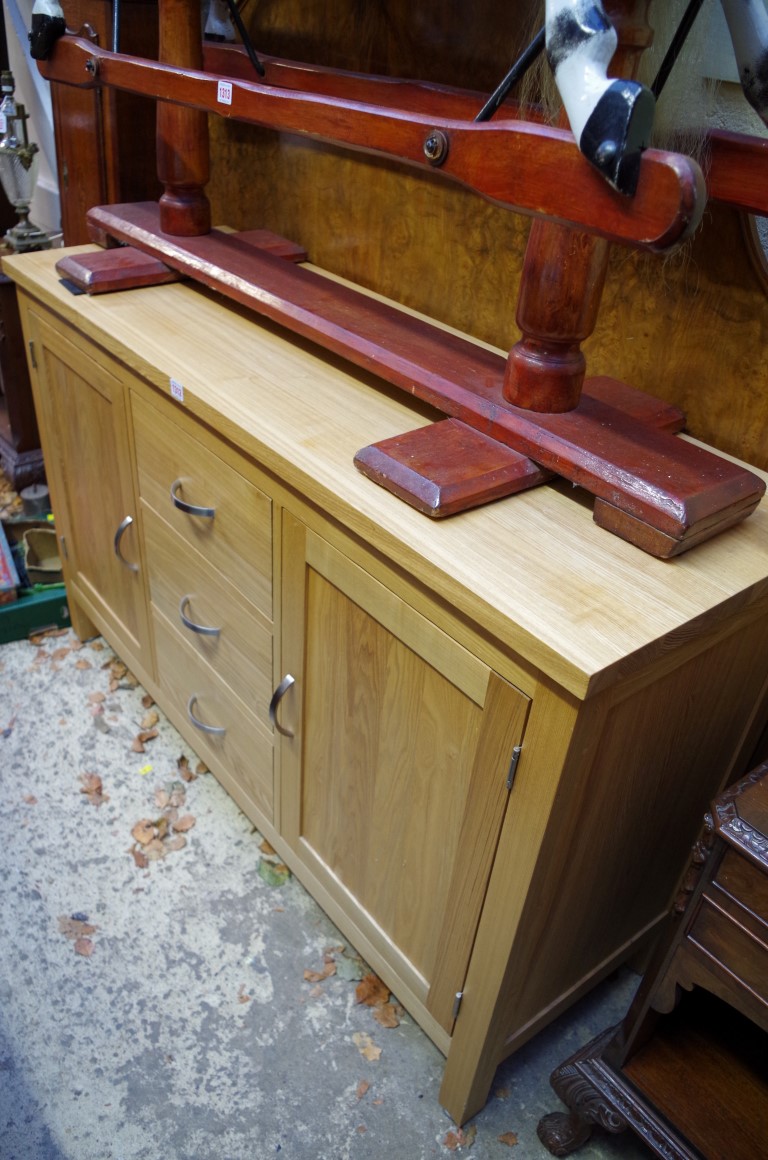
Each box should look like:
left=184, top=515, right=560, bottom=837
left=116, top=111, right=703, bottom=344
left=156, top=0, right=211, bottom=236
left=504, top=2, right=654, bottom=412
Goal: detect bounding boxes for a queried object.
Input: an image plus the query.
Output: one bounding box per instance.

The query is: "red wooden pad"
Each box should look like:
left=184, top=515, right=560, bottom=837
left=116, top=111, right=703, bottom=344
left=56, top=246, right=180, bottom=294
left=354, top=419, right=549, bottom=516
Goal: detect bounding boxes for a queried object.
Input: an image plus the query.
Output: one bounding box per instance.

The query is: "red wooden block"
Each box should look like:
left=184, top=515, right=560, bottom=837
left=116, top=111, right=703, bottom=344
left=354, top=419, right=549, bottom=516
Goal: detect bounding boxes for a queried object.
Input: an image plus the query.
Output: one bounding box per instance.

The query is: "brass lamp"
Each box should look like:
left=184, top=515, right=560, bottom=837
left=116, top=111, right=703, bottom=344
left=0, top=71, right=50, bottom=253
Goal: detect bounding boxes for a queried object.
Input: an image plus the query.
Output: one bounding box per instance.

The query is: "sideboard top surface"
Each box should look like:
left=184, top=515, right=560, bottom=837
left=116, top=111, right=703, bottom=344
left=7, top=246, right=768, bottom=700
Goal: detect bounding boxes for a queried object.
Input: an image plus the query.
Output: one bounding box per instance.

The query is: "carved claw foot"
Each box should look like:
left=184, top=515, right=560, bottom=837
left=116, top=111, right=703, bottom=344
left=580, top=79, right=655, bottom=196
left=537, top=1109, right=593, bottom=1156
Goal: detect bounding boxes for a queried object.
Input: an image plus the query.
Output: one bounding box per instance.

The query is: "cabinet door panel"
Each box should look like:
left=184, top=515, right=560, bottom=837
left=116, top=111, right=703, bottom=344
left=281, top=515, right=529, bottom=1036
left=28, top=310, right=149, bottom=666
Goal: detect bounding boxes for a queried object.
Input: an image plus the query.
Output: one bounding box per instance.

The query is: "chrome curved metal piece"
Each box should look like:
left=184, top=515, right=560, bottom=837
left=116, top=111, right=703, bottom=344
left=186, top=694, right=227, bottom=736
left=170, top=478, right=216, bottom=518
left=113, top=514, right=139, bottom=572
left=179, top=595, right=222, bottom=636
left=269, top=673, right=295, bottom=737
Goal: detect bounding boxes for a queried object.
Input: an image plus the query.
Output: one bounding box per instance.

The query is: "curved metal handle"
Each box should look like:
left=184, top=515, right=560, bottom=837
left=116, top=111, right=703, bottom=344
left=170, top=478, right=216, bottom=519
left=113, top=515, right=139, bottom=572
left=186, top=694, right=227, bottom=736
left=269, top=674, right=295, bottom=737
left=179, top=595, right=221, bottom=637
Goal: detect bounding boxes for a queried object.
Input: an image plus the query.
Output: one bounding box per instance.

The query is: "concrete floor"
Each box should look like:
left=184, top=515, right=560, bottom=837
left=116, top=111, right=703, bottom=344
left=0, top=628, right=652, bottom=1160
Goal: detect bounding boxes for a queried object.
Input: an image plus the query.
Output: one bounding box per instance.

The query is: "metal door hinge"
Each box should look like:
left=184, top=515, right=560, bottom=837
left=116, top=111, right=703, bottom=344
left=59, top=535, right=68, bottom=560
left=506, top=745, right=522, bottom=791
left=452, top=991, right=464, bottom=1020
left=28, top=340, right=37, bottom=369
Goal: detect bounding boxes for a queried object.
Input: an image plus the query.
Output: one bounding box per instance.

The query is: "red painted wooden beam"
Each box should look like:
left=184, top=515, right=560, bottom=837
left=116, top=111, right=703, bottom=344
left=38, top=35, right=704, bottom=252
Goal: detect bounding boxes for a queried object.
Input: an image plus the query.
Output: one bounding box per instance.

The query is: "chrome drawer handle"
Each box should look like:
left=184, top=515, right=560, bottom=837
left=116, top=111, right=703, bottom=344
left=269, top=674, right=295, bottom=737
left=113, top=515, right=139, bottom=573
left=187, top=694, right=227, bottom=736
left=170, top=478, right=216, bottom=519
left=179, top=595, right=221, bottom=637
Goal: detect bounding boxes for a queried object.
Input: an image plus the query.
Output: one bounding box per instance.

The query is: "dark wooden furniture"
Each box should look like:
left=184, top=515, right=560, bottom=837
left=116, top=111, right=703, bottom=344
left=537, top=762, right=768, bottom=1159
left=51, top=0, right=159, bottom=244
left=0, top=269, right=43, bottom=488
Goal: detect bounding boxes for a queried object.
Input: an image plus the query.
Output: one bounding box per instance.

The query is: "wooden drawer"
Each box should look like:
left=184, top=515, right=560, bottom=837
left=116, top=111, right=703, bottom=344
left=688, top=895, right=768, bottom=1015
left=143, top=504, right=273, bottom=720
left=132, top=391, right=272, bottom=618
left=715, top=848, right=768, bottom=930
left=153, top=607, right=274, bottom=824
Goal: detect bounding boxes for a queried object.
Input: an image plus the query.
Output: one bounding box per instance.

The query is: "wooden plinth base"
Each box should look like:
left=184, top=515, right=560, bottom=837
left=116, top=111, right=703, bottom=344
left=85, top=202, right=765, bottom=557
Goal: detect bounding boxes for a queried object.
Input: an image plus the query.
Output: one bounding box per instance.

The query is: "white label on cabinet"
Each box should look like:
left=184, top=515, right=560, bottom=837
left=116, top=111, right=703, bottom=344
left=169, top=378, right=185, bottom=403
left=217, top=80, right=233, bottom=106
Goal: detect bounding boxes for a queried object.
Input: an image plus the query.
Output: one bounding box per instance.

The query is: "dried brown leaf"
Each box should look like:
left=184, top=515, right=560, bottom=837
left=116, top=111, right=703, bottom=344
left=131, top=736, right=145, bottom=753
left=79, top=772, right=109, bottom=807
left=23, top=794, right=37, bottom=805
left=195, top=761, right=208, bottom=776
left=351, top=1032, right=382, bottom=1062
left=75, top=659, right=92, bottom=670
left=88, top=692, right=106, bottom=704
left=237, top=985, right=251, bottom=1004
left=355, top=1080, right=370, bottom=1100
left=131, top=819, right=157, bottom=846
left=79, top=772, right=103, bottom=795
left=177, top=755, right=194, bottom=781
left=355, top=974, right=390, bottom=1008
left=141, top=694, right=155, bottom=709
left=58, top=916, right=97, bottom=939
left=144, top=838, right=167, bottom=861
left=129, top=845, right=149, bottom=869
left=303, top=961, right=336, bottom=983
left=373, top=1002, right=401, bottom=1029
left=172, top=814, right=196, bottom=833
left=30, top=626, right=68, bottom=645
left=259, top=838, right=276, bottom=856
left=498, top=1131, right=519, bottom=1147
left=141, top=709, right=159, bottom=730
left=137, top=728, right=158, bottom=745
left=154, top=789, right=170, bottom=810
left=74, top=937, right=94, bottom=957
left=164, top=835, right=187, bottom=853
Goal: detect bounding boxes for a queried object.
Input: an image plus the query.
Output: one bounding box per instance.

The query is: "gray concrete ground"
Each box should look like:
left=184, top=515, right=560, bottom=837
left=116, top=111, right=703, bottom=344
left=0, top=629, right=651, bottom=1160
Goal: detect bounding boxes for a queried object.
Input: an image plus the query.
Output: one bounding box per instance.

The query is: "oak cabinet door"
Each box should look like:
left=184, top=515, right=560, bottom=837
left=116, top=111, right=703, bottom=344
left=26, top=309, right=150, bottom=671
left=280, top=514, right=529, bottom=1037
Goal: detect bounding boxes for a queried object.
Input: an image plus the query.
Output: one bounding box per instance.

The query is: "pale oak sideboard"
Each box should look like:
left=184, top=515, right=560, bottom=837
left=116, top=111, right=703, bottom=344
left=6, top=246, right=768, bottom=1125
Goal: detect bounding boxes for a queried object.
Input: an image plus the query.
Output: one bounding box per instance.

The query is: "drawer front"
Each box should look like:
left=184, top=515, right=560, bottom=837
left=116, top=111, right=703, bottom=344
left=689, top=894, right=768, bottom=1012
left=715, top=848, right=768, bottom=930
left=153, top=608, right=274, bottom=825
left=133, top=392, right=272, bottom=618
left=143, top=504, right=273, bottom=720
